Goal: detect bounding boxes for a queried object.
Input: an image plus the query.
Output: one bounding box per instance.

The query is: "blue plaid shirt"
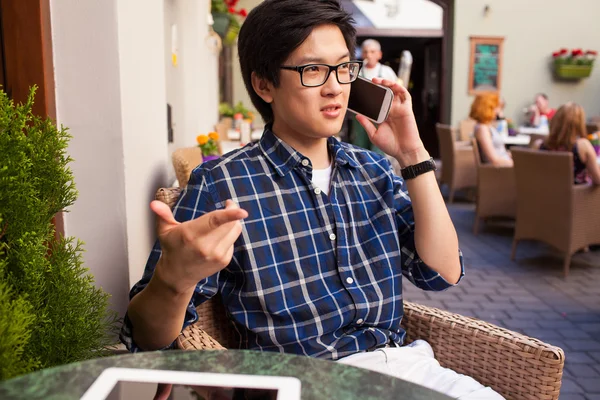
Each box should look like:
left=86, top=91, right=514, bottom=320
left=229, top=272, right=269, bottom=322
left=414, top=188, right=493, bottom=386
left=121, top=127, right=464, bottom=360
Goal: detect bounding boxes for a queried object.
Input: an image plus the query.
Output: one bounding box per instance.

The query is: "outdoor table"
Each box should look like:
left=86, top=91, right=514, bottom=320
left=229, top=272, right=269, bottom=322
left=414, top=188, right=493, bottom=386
left=517, top=126, right=549, bottom=136
left=503, top=134, right=530, bottom=146
left=0, top=349, right=450, bottom=400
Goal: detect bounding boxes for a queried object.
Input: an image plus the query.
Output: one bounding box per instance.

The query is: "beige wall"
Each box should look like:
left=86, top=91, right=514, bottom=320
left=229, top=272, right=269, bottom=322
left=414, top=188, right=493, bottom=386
left=50, top=0, right=134, bottom=318
left=451, top=0, right=600, bottom=126
left=50, top=0, right=221, bottom=318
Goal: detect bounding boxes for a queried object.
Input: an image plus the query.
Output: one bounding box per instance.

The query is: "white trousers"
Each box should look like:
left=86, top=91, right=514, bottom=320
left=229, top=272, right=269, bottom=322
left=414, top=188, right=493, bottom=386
left=337, top=340, right=504, bottom=399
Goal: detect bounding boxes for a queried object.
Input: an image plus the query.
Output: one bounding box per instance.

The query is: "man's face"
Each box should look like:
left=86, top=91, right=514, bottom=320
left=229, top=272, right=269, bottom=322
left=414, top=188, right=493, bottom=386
left=362, top=45, right=381, bottom=68
left=535, top=95, right=548, bottom=111
left=269, top=24, right=351, bottom=140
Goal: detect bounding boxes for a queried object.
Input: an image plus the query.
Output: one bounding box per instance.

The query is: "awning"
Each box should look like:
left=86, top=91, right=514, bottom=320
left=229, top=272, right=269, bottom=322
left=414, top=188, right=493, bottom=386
left=342, top=0, right=443, bottom=37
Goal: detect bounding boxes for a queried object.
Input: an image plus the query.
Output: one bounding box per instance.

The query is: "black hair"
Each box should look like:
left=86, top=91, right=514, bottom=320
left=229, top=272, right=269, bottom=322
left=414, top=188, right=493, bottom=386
left=237, top=0, right=356, bottom=124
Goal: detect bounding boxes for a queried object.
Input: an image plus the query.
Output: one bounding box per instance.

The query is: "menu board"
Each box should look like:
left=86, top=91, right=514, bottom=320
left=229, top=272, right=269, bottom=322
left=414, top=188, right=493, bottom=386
left=468, top=37, right=504, bottom=94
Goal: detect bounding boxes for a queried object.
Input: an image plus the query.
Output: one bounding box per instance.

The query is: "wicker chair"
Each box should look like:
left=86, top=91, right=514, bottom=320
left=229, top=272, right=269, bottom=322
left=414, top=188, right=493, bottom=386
left=155, top=187, right=565, bottom=400
left=436, top=123, right=477, bottom=203
left=458, top=118, right=477, bottom=142
left=471, top=138, right=516, bottom=234
left=511, top=148, right=600, bottom=276
left=172, top=147, right=204, bottom=187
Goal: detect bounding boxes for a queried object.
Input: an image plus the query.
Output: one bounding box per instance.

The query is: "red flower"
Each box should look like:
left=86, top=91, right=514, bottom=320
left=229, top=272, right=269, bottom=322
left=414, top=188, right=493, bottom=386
left=239, top=8, right=248, bottom=17
left=228, top=6, right=235, bottom=14
left=586, top=50, right=598, bottom=56
left=560, top=48, right=568, bottom=54
left=552, top=51, right=560, bottom=58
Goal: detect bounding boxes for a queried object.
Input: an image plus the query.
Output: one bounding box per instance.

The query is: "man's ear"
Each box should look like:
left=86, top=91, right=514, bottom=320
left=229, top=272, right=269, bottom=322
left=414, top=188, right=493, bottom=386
left=251, top=72, right=274, bottom=104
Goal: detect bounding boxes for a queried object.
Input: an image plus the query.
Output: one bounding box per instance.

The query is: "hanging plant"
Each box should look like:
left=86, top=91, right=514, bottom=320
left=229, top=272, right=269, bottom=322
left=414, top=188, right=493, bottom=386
left=211, top=0, right=247, bottom=46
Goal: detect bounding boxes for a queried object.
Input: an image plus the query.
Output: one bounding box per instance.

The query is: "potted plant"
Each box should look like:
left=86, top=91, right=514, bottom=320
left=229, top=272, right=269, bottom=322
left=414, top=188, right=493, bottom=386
left=211, top=0, right=248, bottom=46
left=196, top=132, right=221, bottom=162
left=0, top=87, right=118, bottom=380
left=552, top=48, right=597, bottom=79
left=219, top=101, right=254, bottom=121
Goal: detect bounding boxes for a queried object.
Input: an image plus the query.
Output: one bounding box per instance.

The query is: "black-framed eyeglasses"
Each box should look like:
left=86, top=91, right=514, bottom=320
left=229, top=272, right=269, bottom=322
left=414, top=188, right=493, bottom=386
left=280, top=61, right=363, bottom=87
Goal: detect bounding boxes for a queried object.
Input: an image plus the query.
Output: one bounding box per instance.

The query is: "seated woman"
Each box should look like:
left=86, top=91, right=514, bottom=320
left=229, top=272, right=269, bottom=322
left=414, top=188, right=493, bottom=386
left=535, top=102, right=600, bottom=185
left=470, top=93, right=513, bottom=167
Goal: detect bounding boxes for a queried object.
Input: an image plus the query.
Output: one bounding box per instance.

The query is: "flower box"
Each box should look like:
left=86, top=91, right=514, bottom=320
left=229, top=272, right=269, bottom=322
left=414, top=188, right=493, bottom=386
left=554, top=63, right=593, bottom=79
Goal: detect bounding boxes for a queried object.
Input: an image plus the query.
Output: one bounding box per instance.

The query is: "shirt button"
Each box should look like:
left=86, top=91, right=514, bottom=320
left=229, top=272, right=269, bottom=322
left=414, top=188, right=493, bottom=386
left=329, top=233, right=336, bottom=241
left=314, top=188, right=322, bottom=195
left=301, top=159, right=309, bottom=167
left=346, top=277, right=354, bottom=284
left=356, top=318, right=364, bottom=325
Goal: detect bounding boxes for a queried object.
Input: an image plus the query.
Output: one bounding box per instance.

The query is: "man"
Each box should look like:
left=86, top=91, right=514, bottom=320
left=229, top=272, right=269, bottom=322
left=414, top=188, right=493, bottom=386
left=121, top=1, right=501, bottom=398
left=529, top=93, right=556, bottom=127
left=360, top=39, right=398, bottom=82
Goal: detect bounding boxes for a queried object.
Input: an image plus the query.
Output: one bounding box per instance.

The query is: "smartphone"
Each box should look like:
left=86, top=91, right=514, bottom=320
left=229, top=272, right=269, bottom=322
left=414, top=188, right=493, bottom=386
left=347, top=76, right=394, bottom=124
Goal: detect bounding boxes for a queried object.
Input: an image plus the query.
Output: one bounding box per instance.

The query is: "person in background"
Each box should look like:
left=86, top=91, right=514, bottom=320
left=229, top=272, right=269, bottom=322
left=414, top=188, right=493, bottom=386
left=535, top=103, right=600, bottom=185
left=494, top=97, right=508, bottom=136
left=471, top=92, right=513, bottom=166
left=528, top=93, right=556, bottom=127
left=359, top=39, right=398, bottom=82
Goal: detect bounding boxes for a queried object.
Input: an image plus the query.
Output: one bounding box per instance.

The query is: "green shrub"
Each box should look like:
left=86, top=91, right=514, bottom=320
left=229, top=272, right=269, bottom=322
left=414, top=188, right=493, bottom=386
left=0, top=87, right=119, bottom=380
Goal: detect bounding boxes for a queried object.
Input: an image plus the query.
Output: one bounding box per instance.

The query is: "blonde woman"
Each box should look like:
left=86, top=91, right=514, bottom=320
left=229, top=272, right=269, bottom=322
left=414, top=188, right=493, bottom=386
left=470, top=93, right=513, bottom=166
left=536, top=103, right=600, bottom=185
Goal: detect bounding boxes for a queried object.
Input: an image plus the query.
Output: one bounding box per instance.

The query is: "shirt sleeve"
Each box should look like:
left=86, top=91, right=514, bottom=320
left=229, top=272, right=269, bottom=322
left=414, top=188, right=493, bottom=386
left=390, top=162, right=465, bottom=291
left=119, top=170, right=221, bottom=352
left=382, top=65, right=398, bottom=82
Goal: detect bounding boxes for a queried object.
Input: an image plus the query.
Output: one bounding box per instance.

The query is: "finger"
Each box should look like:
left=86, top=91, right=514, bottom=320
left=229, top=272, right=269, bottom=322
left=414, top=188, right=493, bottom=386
left=213, top=221, right=243, bottom=255
left=225, top=199, right=239, bottom=210
left=381, top=79, right=410, bottom=99
left=205, top=208, right=248, bottom=231
left=153, top=383, right=173, bottom=400
left=150, top=200, right=179, bottom=234
left=355, top=114, right=378, bottom=140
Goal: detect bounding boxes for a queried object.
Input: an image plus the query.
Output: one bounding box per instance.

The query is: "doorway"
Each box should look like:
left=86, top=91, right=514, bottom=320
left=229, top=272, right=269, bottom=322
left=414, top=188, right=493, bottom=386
left=357, top=36, right=443, bottom=158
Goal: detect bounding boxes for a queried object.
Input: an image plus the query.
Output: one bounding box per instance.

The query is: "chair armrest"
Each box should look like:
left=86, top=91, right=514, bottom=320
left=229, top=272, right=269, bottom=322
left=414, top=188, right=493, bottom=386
left=155, top=187, right=183, bottom=209
left=176, top=322, right=227, bottom=351
left=478, top=165, right=515, bottom=189
left=455, top=146, right=475, bottom=168
left=402, top=301, right=564, bottom=400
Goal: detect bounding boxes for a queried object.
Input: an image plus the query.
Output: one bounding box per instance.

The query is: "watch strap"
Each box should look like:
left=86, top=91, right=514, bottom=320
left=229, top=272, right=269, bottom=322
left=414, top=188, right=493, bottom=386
left=400, top=157, right=437, bottom=180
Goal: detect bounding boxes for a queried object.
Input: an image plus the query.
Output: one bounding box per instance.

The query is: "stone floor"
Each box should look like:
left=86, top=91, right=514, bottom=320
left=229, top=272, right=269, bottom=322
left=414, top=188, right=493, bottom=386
left=402, top=201, right=600, bottom=400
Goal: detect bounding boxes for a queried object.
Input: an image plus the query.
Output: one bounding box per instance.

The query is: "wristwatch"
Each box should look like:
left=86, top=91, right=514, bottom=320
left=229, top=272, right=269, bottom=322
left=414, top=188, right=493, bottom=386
left=400, top=157, right=437, bottom=180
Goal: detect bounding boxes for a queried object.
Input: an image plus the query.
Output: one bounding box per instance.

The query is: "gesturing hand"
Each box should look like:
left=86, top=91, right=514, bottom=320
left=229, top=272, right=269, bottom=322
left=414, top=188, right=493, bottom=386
left=150, top=199, right=248, bottom=293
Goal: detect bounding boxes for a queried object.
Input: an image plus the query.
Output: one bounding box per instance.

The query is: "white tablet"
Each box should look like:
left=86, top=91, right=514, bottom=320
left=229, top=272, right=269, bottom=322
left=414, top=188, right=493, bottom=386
left=80, top=367, right=301, bottom=400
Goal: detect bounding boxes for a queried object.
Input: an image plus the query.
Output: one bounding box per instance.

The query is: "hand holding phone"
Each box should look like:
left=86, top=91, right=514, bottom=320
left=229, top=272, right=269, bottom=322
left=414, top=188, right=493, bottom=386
left=347, top=76, right=394, bottom=124
left=353, top=77, right=426, bottom=165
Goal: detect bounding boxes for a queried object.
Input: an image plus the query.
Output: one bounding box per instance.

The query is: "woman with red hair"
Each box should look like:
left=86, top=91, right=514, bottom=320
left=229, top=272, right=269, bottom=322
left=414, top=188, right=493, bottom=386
left=470, top=93, right=513, bottom=167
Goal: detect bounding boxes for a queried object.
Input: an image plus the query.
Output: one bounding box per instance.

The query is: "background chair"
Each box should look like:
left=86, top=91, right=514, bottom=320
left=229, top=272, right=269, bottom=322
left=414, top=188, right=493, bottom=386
left=471, top=138, right=516, bottom=234
left=436, top=123, right=476, bottom=203
left=511, top=148, right=600, bottom=276
left=172, top=147, right=204, bottom=187
left=458, top=118, right=477, bottom=142
left=155, top=187, right=565, bottom=400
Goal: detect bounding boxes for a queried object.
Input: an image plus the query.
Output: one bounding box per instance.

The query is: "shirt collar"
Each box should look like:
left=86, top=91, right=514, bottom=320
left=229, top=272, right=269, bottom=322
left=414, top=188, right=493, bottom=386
left=259, top=125, right=359, bottom=177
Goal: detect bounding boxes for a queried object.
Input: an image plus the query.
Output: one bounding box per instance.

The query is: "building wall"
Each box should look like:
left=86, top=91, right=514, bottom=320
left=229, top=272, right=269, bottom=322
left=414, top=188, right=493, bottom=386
left=451, top=0, right=600, bottom=126
left=50, top=0, right=133, bottom=318
left=50, top=0, right=221, bottom=318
